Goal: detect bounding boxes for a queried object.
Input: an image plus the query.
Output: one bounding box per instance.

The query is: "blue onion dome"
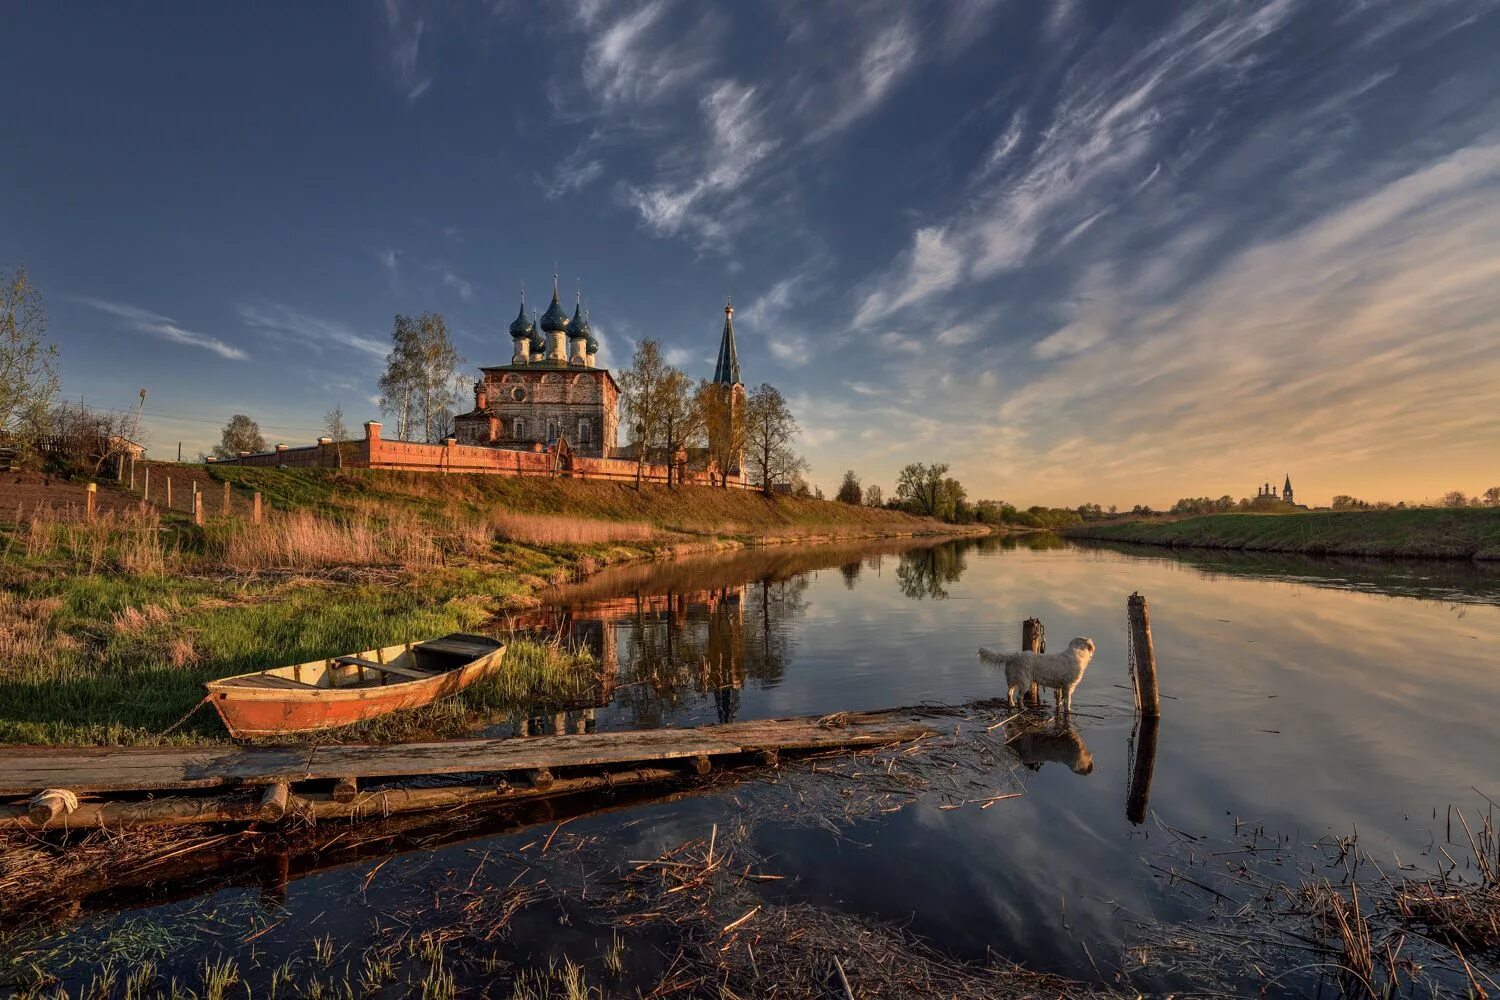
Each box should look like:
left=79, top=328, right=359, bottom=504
left=529, top=316, right=545, bottom=356
left=570, top=303, right=591, bottom=340
left=508, top=300, right=533, bottom=339
left=584, top=309, right=599, bottom=353
left=539, top=290, right=571, bottom=333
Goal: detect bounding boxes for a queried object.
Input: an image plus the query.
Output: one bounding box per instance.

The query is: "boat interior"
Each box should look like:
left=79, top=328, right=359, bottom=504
left=215, top=634, right=502, bottom=691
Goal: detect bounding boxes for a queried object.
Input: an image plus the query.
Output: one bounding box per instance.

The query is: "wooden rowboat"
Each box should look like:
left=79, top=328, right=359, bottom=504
left=204, top=633, right=506, bottom=738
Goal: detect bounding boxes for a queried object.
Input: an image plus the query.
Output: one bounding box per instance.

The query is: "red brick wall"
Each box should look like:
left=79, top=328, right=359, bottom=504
left=218, top=423, right=748, bottom=487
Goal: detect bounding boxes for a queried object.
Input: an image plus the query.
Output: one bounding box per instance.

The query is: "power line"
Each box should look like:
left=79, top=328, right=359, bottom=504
left=84, top=403, right=344, bottom=435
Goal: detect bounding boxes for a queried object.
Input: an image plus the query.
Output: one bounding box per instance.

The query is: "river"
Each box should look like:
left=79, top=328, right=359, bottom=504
left=7, top=534, right=1498, bottom=996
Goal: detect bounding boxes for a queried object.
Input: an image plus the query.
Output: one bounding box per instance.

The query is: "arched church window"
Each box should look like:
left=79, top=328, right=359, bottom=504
left=512, top=418, right=525, bottom=440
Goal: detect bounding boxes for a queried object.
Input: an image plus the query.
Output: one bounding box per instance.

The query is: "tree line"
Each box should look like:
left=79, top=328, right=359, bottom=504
left=616, top=338, right=805, bottom=492
left=831, top=462, right=1083, bottom=528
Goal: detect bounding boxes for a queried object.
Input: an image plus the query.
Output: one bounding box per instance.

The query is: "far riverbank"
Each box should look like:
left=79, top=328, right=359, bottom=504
left=1065, top=506, right=1500, bottom=559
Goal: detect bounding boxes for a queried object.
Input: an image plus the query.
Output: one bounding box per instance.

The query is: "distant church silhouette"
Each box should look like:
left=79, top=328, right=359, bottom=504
left=1254, top=475, right=1296, bottom=506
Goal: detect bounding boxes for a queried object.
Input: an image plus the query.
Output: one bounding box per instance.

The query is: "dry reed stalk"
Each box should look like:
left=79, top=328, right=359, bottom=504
left=218, top=510, right=440, bottom=571
left=489, top=510, right=655, bottom=546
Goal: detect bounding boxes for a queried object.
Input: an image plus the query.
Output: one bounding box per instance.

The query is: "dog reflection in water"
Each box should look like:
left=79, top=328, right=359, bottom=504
left=1005, top=717, right=1094, bottom=776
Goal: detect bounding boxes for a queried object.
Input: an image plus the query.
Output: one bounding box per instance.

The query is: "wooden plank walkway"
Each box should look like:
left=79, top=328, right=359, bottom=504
left=0, top=708, right=941, bottom=797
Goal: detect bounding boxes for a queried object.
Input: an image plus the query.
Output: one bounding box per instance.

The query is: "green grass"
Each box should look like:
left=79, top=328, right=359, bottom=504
left=1067, top=506, right=1500, bottom=559
left=202, top=464, right=926, bottom=535
left=1, top=468, right=954, bottom=746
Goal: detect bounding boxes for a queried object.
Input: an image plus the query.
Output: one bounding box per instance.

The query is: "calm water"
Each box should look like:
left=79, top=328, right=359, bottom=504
left=11, top=535, right=1500, bottom=995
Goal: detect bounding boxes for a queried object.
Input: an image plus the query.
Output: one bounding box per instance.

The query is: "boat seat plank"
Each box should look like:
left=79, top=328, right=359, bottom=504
left=334, top=657, right=435, bottom=680
left=221, top=674, right=321, bottom=690
left=0, top=709, right=938, bottom=796
left=419, top=639, right=500, bottom=657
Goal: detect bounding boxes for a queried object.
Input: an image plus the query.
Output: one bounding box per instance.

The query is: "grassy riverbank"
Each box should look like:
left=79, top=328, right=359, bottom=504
left=1067, top=506, right=1500, bottom=559
left=0, top=468, right=958, bottom=746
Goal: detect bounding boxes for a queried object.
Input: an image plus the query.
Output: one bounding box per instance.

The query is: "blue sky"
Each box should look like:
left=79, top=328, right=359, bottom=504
left=5, top=1, right=1499, bottom=506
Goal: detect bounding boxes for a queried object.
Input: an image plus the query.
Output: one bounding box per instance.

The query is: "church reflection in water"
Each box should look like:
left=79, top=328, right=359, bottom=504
left=508, top=571, right=812, bottom=733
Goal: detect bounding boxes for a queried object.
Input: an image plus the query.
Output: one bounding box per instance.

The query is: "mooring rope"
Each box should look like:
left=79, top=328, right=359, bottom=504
left=155, top=693, right=212, bottom=739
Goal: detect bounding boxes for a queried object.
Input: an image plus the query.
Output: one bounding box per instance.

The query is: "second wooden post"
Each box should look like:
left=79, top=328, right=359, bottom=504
left=1127, top=592, right=1160, bottom=716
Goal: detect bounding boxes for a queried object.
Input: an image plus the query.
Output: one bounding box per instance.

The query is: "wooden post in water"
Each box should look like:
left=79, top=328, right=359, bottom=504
left=1126, top=714, right=1159, bottom=825
left=252, top=492, right=263, bottom=524
left=192, top=491, right=204, bottom=526
left=85, top=483, right=97, bottom=521
left=1128, top=592, right=1160, bottom=716
left=1022, top=617, right=1045, bottom=706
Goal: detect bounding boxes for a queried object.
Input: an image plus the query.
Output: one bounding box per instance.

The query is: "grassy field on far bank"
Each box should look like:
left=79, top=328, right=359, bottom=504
left=0, top=468, right=957, bottom=746
left=1066, top=506, right=1500, bottom=559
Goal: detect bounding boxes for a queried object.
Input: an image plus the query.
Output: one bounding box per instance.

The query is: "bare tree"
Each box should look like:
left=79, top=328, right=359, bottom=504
left=697, top=379, right=745, bottom=487
left=323, top=405, right=348, bottom=443
left=618, top=339, right=669, bottom=489
left=0, top=264, right=60, bottom=463
left=658, top=368, right=703, bottom=488
left=377, top=313, right=462, bottom=442
left=324, top=405, right=349, bottom=468
left=864, top=484, right=883, bottom=508
left=378, top=315, right=420, bottom=440
left=743, top=383, right=806, bottom=495
left=1441, top=490, right=1469, bottom=508
left=1483, top=486, right=1500, bottom=507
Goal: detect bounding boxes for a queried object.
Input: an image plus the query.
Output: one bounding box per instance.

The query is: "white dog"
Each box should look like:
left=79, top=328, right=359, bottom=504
left=977, top=637, right=1096, bottom=713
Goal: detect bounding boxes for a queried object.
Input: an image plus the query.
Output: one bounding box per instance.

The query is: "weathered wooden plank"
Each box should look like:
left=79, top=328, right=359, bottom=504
left=0, top=746, right=315, bottom=796
left=0, top=709, right=939, bottom=797
left=0, top=766, right=688, bottom=830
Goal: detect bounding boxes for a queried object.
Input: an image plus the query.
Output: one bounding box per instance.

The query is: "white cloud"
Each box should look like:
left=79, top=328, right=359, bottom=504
left=541, top=155, right=604, bottom=200
left=850, top=2, right=1301, bottom=328
left=626, top=80, right=778, bottom=239
left=379, top=248, right=400, bottom=281
left=810, top=20, right=919, bottom=139
left=768, top=337, right=809, bottom=367
left=935, top=322, right=981, bottom=347
left=75, top=297, right=248, bottom=361
left=853, top=226, right=964, bottom=328
left=983, top=139, right=1500, bottom=503
left=581, top=0, right=713, bottom=108
left=382, top=0, right=432, bottom=103
left=442, top=271, right=475, bottom=302
left=236, top=302, right=388, bottom=360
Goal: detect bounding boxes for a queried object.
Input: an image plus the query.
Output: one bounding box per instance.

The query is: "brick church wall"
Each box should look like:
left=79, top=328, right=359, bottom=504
left=216, top=421, right=747, bottom=488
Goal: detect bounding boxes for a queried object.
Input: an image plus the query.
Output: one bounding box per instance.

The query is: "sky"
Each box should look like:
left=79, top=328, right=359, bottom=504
left=4, top=0, right=1499, bottom=508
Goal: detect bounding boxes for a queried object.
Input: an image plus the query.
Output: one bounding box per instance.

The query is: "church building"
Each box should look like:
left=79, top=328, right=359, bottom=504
left=452, top=278, right=744, bottom=467
left=1253, top=475, right=1297, bottom=507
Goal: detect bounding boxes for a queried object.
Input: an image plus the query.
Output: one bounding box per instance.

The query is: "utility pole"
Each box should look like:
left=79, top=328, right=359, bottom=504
left=177, top=441, right=182, bottom=462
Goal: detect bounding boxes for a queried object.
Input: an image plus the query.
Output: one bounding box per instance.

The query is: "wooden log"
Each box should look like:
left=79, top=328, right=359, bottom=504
left=1127, top=593, right=1160, bottom=716
left=687, top=755, right=712, bottom=776
left=1022, top=617, right=1045, bottom=705
left=28, top=789, right=76, bottom=824
left=333, top=776, right=358, bottom=803
left=259, top=782, right=290, bottom=822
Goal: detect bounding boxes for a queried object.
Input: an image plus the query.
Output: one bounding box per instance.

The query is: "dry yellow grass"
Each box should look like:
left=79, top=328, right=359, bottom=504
left=218, top=510, right=441, bottom=571
left=489, top=510, right=656, bottom=545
